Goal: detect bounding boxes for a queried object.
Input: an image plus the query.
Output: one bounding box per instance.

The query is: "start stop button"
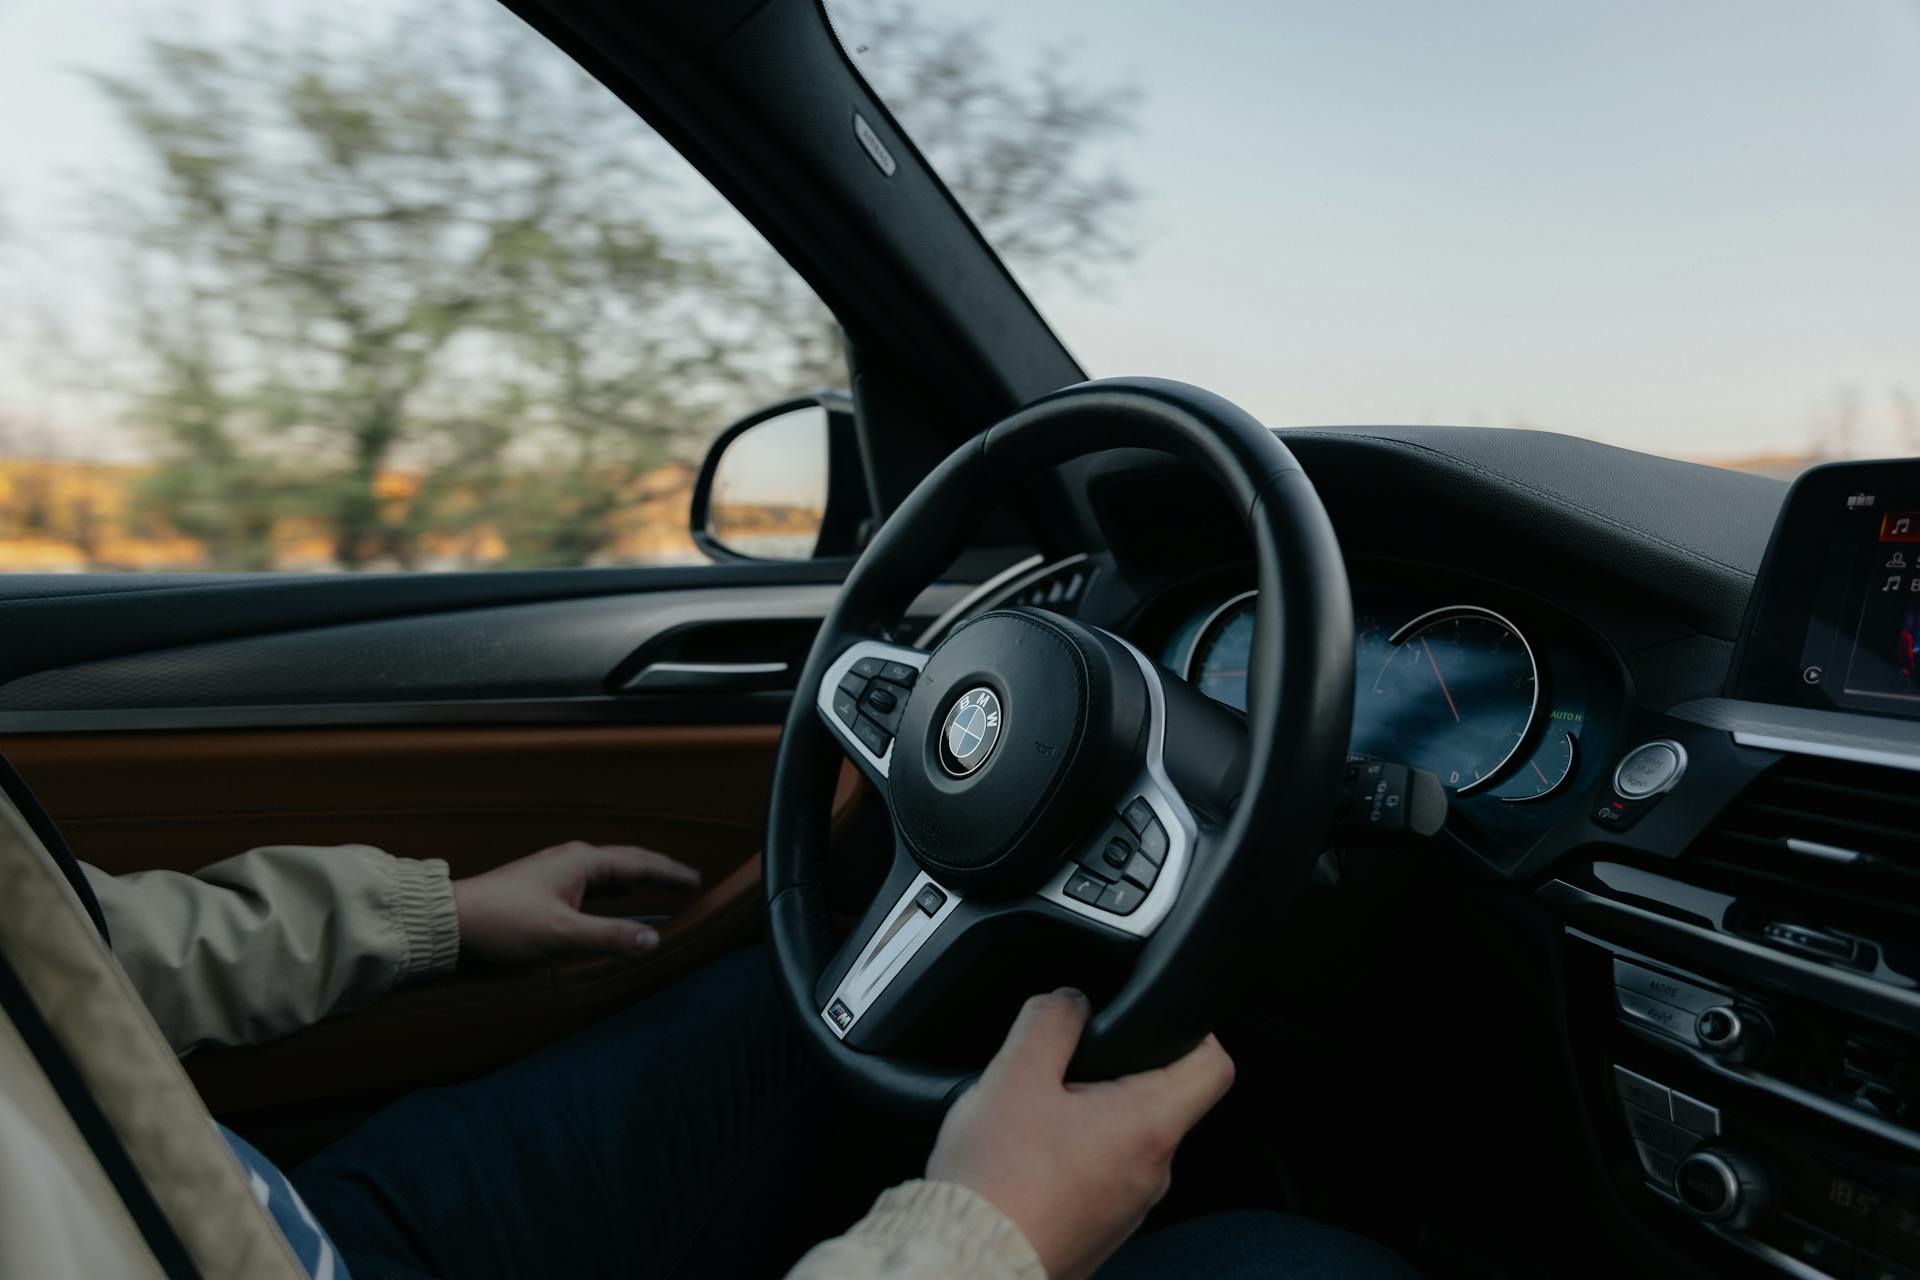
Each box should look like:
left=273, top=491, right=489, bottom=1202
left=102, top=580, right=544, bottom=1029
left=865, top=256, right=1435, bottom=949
left=1614, top=740, right=1687, bottom=799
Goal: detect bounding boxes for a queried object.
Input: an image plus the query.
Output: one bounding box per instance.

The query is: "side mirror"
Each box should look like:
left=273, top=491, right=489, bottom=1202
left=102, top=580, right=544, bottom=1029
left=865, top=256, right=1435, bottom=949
left=689, top=391, right=869, bottom=561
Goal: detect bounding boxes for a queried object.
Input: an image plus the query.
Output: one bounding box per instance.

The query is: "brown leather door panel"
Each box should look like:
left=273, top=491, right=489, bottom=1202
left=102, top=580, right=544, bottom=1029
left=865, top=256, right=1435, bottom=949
left=3, top=724, right=780, bottom=880
left=0, top=723, right=862, bottom=1120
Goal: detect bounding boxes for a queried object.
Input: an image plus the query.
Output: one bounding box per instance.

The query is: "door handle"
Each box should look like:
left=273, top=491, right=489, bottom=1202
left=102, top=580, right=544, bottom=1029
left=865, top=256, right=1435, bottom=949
left=620, top=660, right=791, bottom=694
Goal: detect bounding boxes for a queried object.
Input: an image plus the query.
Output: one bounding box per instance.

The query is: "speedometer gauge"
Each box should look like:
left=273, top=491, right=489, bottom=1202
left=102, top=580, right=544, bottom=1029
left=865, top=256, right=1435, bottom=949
left=1184, top=590, right=1255, bottom=712
left=1367, top=605, right=1539, bottom=793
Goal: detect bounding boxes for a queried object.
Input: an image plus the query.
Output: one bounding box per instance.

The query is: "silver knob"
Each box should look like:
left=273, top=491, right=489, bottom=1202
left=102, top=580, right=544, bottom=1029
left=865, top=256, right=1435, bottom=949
left=1696, top=1006, right=1744, bottom=1052
left=1675, top=1149, right=1768, bottom=1227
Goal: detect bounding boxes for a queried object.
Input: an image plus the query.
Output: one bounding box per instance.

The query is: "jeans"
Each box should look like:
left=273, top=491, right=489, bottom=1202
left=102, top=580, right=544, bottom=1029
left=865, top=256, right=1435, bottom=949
left=295, top=946, right=1417, bottom=1279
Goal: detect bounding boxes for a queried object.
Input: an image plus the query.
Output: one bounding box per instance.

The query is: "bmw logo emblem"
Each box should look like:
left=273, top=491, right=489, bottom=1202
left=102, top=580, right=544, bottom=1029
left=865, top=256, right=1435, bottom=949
left=939, top=687, right=1003, bottom=777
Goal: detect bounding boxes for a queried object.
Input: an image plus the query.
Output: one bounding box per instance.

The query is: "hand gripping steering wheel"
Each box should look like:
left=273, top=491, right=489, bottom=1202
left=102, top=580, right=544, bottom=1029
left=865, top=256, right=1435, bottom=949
left=765, top=378, right=1353, bottom=1110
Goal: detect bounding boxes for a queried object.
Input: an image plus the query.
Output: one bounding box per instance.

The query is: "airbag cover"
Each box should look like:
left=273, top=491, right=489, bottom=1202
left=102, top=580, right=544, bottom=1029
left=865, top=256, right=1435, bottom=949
left=890, top=610, right=1137, bottom=893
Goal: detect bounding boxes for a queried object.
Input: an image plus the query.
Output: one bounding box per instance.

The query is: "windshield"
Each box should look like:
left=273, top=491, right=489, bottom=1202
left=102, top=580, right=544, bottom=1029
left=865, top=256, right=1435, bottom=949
left=832, top=0, right=1920, bottom=474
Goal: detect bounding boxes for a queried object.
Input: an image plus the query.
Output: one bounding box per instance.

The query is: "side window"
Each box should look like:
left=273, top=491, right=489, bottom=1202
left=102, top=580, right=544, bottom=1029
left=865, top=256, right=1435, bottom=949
left=0, top=0, right=841, bottom=572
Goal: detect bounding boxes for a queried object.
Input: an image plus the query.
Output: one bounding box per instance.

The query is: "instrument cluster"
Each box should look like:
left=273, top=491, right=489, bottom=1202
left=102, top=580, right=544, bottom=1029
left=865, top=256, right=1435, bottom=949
left=1163, top=572, right=1601, bottom=810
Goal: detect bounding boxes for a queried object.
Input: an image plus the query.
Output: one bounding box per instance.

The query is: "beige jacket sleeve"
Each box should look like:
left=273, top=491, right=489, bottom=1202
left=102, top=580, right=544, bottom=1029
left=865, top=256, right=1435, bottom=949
left=786, top=1180, right=1047, bottom=1280
left=81, top=844, right=462, bottom=1055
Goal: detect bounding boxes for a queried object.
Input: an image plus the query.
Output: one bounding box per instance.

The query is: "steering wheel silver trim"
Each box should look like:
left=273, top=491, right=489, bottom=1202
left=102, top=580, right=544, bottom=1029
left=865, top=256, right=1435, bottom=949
left=818, top=868, right=962, bottom=1040
left=1036, top=631, right=1196, bottom=939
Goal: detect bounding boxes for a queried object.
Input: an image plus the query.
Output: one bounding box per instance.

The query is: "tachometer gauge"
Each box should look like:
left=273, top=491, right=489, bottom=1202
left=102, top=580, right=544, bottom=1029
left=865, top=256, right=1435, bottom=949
left=1184, top=590, right=1256, bottom=712
left=1367, top=605, right=1539, bottom=793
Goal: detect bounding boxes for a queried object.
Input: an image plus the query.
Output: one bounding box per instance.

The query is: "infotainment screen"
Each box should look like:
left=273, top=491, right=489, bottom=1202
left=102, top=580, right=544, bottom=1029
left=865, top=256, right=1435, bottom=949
left=1732, top=458, right=1920, bottom=717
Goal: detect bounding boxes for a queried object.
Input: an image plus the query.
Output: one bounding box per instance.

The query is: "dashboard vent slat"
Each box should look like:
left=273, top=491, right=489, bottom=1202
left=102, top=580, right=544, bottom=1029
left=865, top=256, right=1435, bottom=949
left=1686, top=754, right=1920, bottom=908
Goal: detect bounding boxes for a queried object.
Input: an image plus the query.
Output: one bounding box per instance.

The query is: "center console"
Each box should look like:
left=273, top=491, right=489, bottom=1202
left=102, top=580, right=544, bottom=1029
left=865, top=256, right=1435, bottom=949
left=1543, top=460, right=1920, bottom=1279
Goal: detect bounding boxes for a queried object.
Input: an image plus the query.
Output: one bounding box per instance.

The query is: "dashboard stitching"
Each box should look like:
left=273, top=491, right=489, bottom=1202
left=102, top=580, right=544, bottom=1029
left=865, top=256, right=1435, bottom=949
left=1278, top=430, right=1757, bottom=580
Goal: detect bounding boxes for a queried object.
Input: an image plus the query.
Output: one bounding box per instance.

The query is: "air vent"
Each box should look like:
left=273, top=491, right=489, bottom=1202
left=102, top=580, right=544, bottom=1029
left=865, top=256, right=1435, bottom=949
left=1686, top=754, right=1920, bottom=920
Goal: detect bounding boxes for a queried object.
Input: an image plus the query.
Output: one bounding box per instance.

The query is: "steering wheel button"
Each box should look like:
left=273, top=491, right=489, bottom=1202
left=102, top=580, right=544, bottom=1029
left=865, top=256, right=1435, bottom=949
left=1121, top=796, right=1155, bottom=834
left=913, top=884, right=947, bottom=916
left=1097, top=879, right=1147, bottom=916
left=880, top=661, right=918, bottom=687
left=838, top=670, right=870, bottom=700
left=852, top=715, right=891, bottom=758
left=1064, top=869, right=1108, bottom=905
left=1102, top=836, right=1133, bottom=869
left=831, top=688, right=860, bottom=730
left=852, top=656, right=885, bottom=679
left=1121, top=850, right=1159, bottom=891
left=863, top=683, right=908, bottom=733
left=1137, top=817, right=1169, bottom=865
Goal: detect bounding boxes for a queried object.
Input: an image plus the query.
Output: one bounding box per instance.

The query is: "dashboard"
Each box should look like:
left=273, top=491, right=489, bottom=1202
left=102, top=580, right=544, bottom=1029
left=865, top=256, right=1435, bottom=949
left=1004, top=430, right=1920, bottom=1280
left=1005, top=439, right=1920, bottom=1280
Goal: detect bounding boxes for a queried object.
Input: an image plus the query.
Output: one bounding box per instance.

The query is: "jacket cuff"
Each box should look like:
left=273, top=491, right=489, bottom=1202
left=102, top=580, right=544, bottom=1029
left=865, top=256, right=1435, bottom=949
left=387, top=857, right=460, bottom=984
left=847, top=1180, right=1046, bottom=1278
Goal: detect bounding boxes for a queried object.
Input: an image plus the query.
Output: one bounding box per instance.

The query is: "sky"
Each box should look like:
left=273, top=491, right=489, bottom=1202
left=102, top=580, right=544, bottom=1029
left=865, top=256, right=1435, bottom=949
left=839, top=0, right=1920, bottom=462
left=3, top=0, right=1919, bottom=467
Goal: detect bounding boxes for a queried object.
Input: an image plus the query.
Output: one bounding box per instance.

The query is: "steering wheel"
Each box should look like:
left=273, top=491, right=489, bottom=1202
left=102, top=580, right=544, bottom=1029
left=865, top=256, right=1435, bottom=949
left=766, top=378, right=1353, bottom=1111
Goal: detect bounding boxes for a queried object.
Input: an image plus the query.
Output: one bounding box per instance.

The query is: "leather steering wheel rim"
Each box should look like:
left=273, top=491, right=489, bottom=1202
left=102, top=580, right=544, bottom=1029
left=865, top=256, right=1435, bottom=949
left=765, top=377, right=1353, bottom=1112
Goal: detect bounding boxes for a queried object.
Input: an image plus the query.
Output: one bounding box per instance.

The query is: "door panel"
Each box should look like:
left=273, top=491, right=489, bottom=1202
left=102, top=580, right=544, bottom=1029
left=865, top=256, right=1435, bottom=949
left=0, top=568, right=1004, bottom=1140
left=0, top=562, right=851, bottom=690
left=6, top=723, right=784, bottom=880
left=0, top=723, right=867, bottom=1117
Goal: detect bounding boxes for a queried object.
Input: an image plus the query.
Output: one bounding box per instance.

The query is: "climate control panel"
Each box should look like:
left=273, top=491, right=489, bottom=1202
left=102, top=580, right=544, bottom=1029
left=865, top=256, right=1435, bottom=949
left=1568, top=933, right=1920, bottom=1280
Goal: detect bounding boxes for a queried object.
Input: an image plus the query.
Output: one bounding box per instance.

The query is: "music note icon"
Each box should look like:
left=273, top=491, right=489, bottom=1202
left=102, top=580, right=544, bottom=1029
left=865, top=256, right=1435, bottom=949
left=1897, top=517, right=1913, bottom=536
left=1887, top=575, right=1905, bottom=592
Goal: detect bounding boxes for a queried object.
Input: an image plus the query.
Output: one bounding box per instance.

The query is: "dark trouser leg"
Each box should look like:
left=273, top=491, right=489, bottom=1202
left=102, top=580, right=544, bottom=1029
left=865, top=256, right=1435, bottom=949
left=1097, top=1210, right=1422, bottom=1279
left=293, top=947, right=923, bottom=1280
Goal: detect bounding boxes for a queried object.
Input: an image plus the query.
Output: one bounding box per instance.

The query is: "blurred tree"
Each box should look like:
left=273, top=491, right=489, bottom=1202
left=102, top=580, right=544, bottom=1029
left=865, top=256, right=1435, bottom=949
left=86, top=0, right=1142, bottom=570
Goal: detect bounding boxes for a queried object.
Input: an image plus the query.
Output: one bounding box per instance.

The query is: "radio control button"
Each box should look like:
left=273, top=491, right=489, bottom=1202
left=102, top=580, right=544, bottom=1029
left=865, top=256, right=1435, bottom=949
left=1697, top=1006, right=1745, bottom=1052
left=1612, top=1065, right=1671, bottom=1119
left=1634, top=1140, right=1680, bottom=1190
left=1676, top=1148, right=1769, bottom=1228
left=1612, top=959, right=1729, bottom=1014
left=1624, top=1106, right=1700, bottom=1163
left=1616, top=988, right=1699, bottom=1044
left=1670, top=1091, right=1721, bottom=1137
